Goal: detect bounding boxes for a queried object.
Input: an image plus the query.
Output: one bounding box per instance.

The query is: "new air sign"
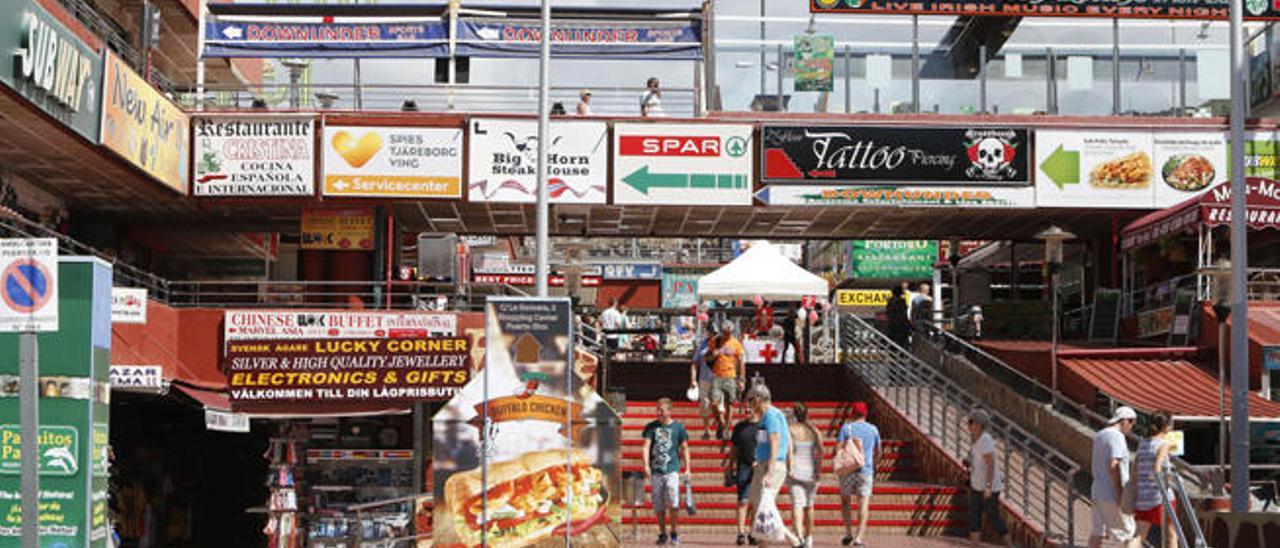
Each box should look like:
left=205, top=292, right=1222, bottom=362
left=612, top=123, right=754, bottom=205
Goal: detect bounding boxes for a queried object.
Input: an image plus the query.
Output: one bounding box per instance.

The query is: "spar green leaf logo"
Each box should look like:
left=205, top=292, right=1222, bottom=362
left=1247, top=0, right=1267, bottom=17
left=725, top=136, right=748, bottom=158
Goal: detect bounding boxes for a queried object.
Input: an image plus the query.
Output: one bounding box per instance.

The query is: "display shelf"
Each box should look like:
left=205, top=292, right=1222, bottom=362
left=306, top=449, right=413, bottom=461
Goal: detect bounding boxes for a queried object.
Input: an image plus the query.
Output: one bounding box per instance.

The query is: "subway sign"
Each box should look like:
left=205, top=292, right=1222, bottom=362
left=0, top=0, right=102, bottom=139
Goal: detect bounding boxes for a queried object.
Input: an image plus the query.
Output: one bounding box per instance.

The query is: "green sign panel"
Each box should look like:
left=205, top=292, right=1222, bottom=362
left=849, top=240, right=938, bottom=279
left=793, top=34, right=834, bottom=92
left=0, top=425, right=78, bottom=476
left=0, top=0, right=103, bottom=141
left=0, top=258, right=112, bottom=548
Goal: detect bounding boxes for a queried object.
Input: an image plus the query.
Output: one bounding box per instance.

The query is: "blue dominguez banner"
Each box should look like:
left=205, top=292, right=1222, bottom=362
left=204, top=15, right=449, bottom=58
left=454, top=17, right=702, bottom=59
left=201, top=4, right=703, bottom=60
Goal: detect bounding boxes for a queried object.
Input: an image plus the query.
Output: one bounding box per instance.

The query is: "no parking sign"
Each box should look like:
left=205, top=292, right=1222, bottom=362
left=0, top=239, right=58, bottom=332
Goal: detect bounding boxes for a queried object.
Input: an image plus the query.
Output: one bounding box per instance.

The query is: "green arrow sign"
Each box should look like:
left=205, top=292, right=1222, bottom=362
left=1040, top=144, right=1081, bottom=190
left=623, top=166, right=746, bottom=195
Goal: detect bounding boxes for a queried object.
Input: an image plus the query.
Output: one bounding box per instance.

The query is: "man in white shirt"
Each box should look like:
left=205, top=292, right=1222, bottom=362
left=966, top=409, right=1011, bottom=547
left=1089, top=406, right=1137, bottom=548
left=576, top=89, right=593, bottom=115
left=641, top=77, right=664, bottom=118
left=600, top=298, right=624, bottom=351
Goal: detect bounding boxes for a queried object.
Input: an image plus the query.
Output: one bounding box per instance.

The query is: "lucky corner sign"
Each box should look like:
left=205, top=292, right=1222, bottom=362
left=192, top=116, right=316, bottom=197
left=612, top=123, right=754, bottom=206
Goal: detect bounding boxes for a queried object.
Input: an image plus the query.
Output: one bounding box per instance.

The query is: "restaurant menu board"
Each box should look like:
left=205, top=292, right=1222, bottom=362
left=1035, top=130, right=1225, bottom=209
left=432, top=298, right=620, bottom=548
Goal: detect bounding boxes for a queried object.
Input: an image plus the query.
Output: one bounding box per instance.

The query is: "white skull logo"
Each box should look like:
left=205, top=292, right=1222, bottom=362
left=977, top=138, right=1006, bottom=174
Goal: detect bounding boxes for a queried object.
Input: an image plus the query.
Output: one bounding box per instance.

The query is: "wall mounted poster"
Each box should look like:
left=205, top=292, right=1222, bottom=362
left=322, top=125, right=462, bottom=198
left=192, top=116, right=316, bottom=196
left=468, top=119, right=607, bottom=203
left=432, top=298, right=620, bottom=548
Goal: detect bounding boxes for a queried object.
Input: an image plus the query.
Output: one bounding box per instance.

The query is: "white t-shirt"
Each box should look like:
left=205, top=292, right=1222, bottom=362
left=641, top=91, right=664, bottom=116
left=1091, top=426, right=1130, bottom=502
left=969, top=432, right=1003, bottom=492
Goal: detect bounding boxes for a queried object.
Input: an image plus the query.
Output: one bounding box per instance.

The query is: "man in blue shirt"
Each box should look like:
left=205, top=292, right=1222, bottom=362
left=745, top=385, right=802, bottom=548
left=836, top=401, right=881, bottom=546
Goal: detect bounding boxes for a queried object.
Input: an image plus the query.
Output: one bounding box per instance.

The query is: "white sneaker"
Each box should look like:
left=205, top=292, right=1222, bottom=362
left=803, top=537, right=813, bottom=548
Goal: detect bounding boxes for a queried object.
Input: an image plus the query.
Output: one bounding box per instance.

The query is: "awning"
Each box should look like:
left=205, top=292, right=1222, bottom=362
left=1121, top=178, right=1280, bottom=251
left=1060, top=356, right=1280, bottom=421
left=173, top=384, right=232, bottom=412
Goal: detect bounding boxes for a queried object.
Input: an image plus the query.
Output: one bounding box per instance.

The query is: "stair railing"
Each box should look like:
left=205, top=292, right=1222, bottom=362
left=840, top=314, right=1084, bottom=546
left=916, top=323, right=1214, bottom=498
left=1158, top=468, right=1211, bottom=548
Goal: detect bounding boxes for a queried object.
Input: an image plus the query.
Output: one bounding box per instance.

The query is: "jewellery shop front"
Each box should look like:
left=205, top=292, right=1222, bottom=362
left=222, top=310, right=485, bottom=548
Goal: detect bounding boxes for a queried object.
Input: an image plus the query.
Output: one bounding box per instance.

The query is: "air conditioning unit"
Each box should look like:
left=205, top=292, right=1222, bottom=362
left=418, top=233, right=458, bottom=281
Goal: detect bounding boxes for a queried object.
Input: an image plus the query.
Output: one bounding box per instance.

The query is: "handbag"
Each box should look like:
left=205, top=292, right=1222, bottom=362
left=833, top=436, right=866, bottom=478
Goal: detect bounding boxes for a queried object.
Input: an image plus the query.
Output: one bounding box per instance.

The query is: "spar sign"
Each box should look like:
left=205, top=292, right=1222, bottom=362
left=613, top=123, right=754, bottom=205
left=0, top=238, right=58, bottom=332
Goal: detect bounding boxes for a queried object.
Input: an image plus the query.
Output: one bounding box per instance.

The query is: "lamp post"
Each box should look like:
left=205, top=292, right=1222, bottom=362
left=1199, top=258, right=1232, bottom=492
left=1037, top=226, right=1075, bottom=392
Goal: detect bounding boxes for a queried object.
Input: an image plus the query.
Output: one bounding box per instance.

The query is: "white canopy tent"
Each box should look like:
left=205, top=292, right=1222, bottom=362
left=697, top=241, right=827, bottom=301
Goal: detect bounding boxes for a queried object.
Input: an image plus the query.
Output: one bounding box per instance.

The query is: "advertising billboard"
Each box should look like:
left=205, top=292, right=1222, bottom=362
left=322, top=125, right=462, bottom=198
left=100, top=51, right=190, bottom=193
left=192, top=116, right=315, bottom=197
left=613, top=123, right=754, bottom=205
left=468, top=118, right=607, bottom=203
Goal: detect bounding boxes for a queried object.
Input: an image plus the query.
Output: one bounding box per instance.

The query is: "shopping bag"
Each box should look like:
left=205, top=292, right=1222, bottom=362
left=684, top=475, right=697, bottom=515
left=751, top=483, right=787, bottom=543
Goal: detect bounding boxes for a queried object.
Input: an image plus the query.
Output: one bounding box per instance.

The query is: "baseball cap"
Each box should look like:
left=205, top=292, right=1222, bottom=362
left=850, top=401, right=868, bottom=418
left=1109, top=406, right=1137, bottom=424
left=580, top=89, right=592, bottom=97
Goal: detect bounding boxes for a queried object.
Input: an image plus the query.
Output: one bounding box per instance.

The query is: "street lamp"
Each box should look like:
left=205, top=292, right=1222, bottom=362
left=1036, top=226, right=1075, bottom=391
left=1199, top=258, right=1232, bottom=490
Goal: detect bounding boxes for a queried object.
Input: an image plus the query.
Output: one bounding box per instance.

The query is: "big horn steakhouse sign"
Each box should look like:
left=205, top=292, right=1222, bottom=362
left=810, top=0, right=1280, bottom=21
left=761, top=125, right=1030, bottom=186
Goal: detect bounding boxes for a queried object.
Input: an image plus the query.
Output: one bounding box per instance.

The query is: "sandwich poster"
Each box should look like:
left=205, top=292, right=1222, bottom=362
left=432, top=298, right=620, bottom=548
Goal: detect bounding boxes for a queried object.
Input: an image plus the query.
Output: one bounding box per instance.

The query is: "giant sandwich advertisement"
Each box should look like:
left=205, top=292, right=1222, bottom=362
left=431, top=298, right=620, bottom=548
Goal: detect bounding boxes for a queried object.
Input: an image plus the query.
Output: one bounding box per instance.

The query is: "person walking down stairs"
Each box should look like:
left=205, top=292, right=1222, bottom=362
left=729, top=408, right=761, bottom=546
left=746, top=385, right=804, bottom=548
left=966, top=409, right=1012, bottom=547
left=788, top=403, right=825, bottom=548
left=643, top=398, right=691, bottom=545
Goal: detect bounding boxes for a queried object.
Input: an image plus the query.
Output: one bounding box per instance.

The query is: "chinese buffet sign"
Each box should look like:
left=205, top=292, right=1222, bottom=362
left=223, top=311, right=471, bottom=411
left=810, top=0, right=1280, bottom=20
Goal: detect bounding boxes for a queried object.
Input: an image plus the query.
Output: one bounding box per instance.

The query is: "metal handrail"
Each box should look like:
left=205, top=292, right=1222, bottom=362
left=1158, top=468, right=1210, bottom=548
left=348, top=493, right=431, bottom=548
left=918, top=323, right=1214, bottom=495
left=0, top=217, right=171, bottom=298
left=840, top=314, right=1083, bottom=546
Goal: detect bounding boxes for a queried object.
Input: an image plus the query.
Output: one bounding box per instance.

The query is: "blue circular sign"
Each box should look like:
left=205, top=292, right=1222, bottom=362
left=2, top=260, right=52, bottom=314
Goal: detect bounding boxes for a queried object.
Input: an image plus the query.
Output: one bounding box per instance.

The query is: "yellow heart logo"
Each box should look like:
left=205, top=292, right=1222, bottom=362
left=332, top=131, right=383, bottom=168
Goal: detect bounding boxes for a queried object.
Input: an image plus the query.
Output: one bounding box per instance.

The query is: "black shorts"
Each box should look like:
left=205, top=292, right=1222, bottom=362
left=735, top=465, right=753, bottom=503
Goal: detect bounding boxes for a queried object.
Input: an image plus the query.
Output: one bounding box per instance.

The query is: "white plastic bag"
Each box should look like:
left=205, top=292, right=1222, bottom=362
left=751, top=482, right=786, bottom=543
left=685, top=384, right=699, bottom=402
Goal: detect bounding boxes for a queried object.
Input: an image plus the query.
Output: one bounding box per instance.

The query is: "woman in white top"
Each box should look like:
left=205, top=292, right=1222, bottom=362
left=1129, top=410, right=1176, bottom=548
left=967, top=409, right=1012, bottom=547
left=788, top=403, right=823, bottom=548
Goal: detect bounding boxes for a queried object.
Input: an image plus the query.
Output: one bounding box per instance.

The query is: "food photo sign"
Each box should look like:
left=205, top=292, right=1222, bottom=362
left=1035, top=129, right=1226, bottom=208
left=432, top=298, right=621, bottom=548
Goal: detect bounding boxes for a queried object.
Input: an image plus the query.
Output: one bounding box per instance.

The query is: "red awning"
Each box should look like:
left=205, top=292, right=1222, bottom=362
left=1060, top=357, right=1280, bottom=421
left=1122, top=178, right=1280, bottom=251
left=173, top=384, right=232, bottom=412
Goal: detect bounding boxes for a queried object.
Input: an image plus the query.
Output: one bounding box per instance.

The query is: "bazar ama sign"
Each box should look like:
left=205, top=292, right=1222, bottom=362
left=810, top=0, right=1280, bottom=20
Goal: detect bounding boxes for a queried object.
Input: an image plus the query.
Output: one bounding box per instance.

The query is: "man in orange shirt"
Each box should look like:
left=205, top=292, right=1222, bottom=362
left=708, top=320, right=745, bottom=440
